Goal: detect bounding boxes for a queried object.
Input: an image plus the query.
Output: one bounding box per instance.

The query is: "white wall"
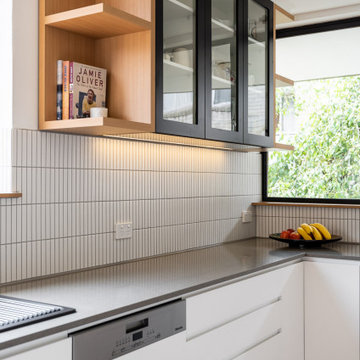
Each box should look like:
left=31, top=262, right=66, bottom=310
left=0, top=0, right=13, bottom=130
left=0, top=128, right=13, bottom=192
left=0, top=1, right=13, bottom=191
left=0, top=0, right=38, bottom=192
left=12, top=0, right=38, bottom=130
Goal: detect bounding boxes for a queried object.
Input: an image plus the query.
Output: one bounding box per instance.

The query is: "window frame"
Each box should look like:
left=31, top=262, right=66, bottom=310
left=263, top=16, right=360, bottom=204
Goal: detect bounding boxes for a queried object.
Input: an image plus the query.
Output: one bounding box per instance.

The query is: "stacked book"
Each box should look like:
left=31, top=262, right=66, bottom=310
left=56, top=61, right=107, bottom=120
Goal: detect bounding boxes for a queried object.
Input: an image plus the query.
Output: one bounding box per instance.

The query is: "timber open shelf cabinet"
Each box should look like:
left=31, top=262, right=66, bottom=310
left=39, top=0, right=155, bottom=135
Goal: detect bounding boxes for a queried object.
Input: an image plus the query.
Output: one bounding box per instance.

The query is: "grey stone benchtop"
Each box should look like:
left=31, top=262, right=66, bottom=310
left=0, top=237, right=359, bottom=351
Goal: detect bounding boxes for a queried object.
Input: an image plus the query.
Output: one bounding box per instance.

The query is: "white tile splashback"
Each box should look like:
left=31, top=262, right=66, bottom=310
left=0, top=129, right=261, bottom=284
left=256, top=206, right=360, bottom=243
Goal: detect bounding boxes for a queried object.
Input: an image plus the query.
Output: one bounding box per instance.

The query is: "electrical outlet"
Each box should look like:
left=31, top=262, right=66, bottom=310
left=115, top=222, right=132, bottom=240
left=242, top=211, right=253, bottom=223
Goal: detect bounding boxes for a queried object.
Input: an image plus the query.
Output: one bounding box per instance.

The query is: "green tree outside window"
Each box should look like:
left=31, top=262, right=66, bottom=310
left=269, top=76, right=360, bottom=199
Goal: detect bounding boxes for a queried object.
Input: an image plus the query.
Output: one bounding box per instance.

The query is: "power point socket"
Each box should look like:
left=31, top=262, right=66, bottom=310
left=242, top=211, right=253, bottom=223
left=115, top=222, right=132, bottom=240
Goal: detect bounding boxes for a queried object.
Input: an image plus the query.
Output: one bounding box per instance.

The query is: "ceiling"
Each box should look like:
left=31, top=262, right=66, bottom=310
left=274, top=0, right=360, bottom=15
left=276, top=27, right=360, bottom=81
left=274, top=0, right=360, bottom=28
left=275, top=0, right=360, bottom=81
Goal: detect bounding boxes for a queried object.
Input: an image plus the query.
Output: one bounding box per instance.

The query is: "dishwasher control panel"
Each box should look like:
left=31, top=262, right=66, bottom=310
left=71, top=300, right=186, bottom=359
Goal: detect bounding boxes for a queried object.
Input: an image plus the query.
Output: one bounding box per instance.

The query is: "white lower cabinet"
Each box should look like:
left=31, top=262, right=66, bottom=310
left=305, top=260, right=360, bottom=360
left=1, top=338, right=72, bottom=360
left=118, top=333, right=186, bottom=360
left=233, top=331, right=282, bottom=360
left=5, top=259, right=360, bottom=360
left=184, top=263, right=304, bottom=360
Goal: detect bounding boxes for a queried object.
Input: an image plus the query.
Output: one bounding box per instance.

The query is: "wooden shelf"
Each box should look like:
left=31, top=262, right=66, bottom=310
left=253, top=202, right=360, bottom=209
left=45, top=3, right=151, bottom=39
left=275, top=74, right=294, bottom=88
left=39, top=0, right=155, bottom=136
left=40, top=117, right=154, bottom=136
left=244, top=143, right=294, bottom=152
left=272, top=143, right=295, bottom=151
left=0, top=193, right=22, bottom=199
left=275, top=4, right=295, bottom=26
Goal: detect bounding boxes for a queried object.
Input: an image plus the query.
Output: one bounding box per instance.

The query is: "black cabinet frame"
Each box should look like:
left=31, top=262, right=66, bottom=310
left=204, top=0, right=245, bottom=143
left=155, top=0, right=274, bottom=147
left=155, top=0, right=206, bottom=138
left=243, top=0, right=274, bottom=147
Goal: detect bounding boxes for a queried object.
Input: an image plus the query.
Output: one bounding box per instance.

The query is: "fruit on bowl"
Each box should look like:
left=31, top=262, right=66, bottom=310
left=289, top=232, right=301, bottom=240
left=280, top=228, right=297, bottom=239
left=279, top=223, right=332, bottom=241
left=280, top=230, right=291, bottom=239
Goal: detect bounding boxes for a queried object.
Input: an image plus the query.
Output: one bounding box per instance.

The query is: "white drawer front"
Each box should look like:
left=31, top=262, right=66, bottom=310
left=185, top=300, right=282, bottom=360
left=186, top=264, right=298, bottom=339
left=1, top=338, right=72, bottom=360
left=233, top=331, right=282, bottom=360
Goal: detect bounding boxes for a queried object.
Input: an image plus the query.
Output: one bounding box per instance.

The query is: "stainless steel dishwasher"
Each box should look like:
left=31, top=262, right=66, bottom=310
left=71, top=300, right=186, bottom=360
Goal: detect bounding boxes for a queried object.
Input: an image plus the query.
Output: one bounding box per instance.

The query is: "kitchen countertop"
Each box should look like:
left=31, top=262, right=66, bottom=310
left=1, top=237, right=360, bottom=351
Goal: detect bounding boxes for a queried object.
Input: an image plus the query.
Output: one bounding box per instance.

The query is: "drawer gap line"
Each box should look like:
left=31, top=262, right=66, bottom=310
left=228, top=328, right=282, bottom=360
left=186, top=296, right=282, bottom=342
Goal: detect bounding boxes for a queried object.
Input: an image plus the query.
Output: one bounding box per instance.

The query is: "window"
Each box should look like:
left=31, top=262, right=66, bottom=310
left=265, top=20, right=360, bottom=203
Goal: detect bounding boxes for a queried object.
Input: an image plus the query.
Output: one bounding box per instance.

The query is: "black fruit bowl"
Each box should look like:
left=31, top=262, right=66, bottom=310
left=269, top=233, right=342, bottom=248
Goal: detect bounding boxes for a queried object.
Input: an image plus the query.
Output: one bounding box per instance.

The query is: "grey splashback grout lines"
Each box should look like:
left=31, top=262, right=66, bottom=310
left=0, top=128, right=260, bottom=284
left=256, top=206, right=360, bottom=242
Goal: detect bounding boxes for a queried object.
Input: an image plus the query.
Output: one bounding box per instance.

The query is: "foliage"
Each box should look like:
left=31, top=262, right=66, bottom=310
left=268, top=76, right=360, bottom=199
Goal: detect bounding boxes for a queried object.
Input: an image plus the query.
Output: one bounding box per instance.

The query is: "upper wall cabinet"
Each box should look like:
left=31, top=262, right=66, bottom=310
left=155, top=0, right=205, bottom=138
left=39, top=0, right=276, bottom=148
left=244, top=0, right=274, bottom=147
left=205, top=0, right=243, bottom=143
left=39, top=0, right=156, bottom=136
left=156, top=0, right=274, bottom=147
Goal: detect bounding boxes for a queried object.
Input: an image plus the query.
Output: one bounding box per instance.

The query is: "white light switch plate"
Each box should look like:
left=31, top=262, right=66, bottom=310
left=115, top=222, right=132, bottom=240
left=242, top=211, right=253, bottom=223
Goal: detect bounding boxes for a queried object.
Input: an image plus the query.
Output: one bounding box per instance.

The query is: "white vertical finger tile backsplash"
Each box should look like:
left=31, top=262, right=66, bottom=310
left=256, top=206, right=360, bottom=242
left=0, top=129, right=261, bottom=284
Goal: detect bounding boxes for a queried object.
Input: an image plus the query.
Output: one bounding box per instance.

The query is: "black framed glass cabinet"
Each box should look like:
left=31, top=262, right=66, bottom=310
left=156, top=0, right=274, bottom=147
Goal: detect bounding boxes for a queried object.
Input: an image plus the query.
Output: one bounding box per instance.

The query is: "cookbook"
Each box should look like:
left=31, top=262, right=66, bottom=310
left=69, top=62, right=107, bottom=119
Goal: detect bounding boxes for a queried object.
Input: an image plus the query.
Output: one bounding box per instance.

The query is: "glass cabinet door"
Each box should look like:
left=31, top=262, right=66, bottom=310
left=156, top=0, right=205, bottom=138
left=244, top=0, right=274, bottom=147
left=156, top=0, right=274, bottom=146
left=205, top=0, right=243, bottom=142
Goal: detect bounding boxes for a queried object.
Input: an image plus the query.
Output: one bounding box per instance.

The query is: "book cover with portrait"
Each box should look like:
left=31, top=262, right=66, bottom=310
left=69, top=62, right=107, bottom=119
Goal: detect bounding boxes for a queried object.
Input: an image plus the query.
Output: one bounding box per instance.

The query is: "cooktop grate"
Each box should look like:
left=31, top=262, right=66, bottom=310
left=0, top=295, right=75, bottom=332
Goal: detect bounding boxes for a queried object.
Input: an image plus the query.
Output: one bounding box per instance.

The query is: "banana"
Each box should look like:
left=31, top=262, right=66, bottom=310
left=301, top=223, right=313, bottom=235
left=310, top=225, right=323, bottom=240
left=311, top=223, right=332, bottom=240
left=297, top=227, right=312, bottom=240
